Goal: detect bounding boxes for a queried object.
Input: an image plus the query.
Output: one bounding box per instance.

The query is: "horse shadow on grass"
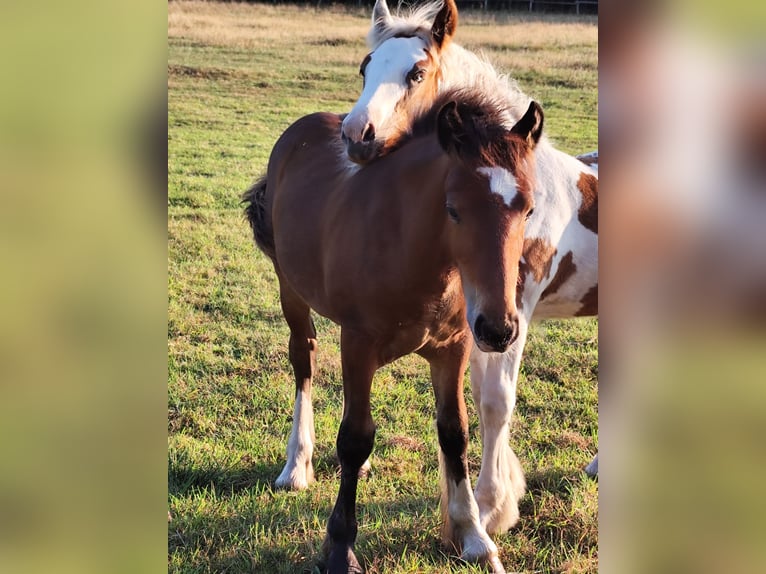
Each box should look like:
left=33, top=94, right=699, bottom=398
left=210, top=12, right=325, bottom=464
left=169, top=453, right=499, bottom=573
left=169, top=458, right=287, bottom=498
left=169, top=452, right=593, bottom=572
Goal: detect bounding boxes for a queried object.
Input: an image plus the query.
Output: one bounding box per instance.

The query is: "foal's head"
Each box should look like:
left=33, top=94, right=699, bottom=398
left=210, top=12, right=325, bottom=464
left=342, top=0, right=457, bottom=164
left=434, top=92, right=544, bottom=352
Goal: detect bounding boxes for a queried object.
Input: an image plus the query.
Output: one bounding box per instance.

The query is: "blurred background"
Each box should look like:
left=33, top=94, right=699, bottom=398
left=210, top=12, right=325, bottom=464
left=600, top=1, right=766, bottom=572
left=1, top=0, right=764, bottom=572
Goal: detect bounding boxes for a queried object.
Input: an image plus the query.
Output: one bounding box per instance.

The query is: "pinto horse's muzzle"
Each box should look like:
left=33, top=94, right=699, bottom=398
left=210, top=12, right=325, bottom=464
left=341, top=115, right=380, bottom=165
left=341, top=132, right=380, bottom=165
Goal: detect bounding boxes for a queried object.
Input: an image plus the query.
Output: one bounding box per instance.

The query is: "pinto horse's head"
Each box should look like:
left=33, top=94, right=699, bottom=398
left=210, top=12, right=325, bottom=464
left=436, top=93, right=544, bottom=353
left=341, top=0, right=457, bottom=164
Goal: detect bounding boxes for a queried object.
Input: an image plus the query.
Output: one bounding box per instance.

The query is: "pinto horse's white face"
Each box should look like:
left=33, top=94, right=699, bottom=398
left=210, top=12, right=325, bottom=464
left=341, top=0, right=457, bottom=164
left=342, top=36, right=435, bottom=163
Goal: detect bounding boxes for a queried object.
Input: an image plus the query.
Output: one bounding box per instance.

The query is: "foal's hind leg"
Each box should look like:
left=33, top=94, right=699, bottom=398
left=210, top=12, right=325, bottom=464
left=275, top=279, right=318, bottom=490
left=424, top=342, right=505, bottom=574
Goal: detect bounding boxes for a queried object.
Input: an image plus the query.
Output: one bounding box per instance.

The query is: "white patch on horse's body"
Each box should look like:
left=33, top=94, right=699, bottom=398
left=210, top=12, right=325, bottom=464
left=520, top=145, right=598, bottom=319
left=477, top=166, right=519, bottom=207
left=275, top=388, right=315, bottom=490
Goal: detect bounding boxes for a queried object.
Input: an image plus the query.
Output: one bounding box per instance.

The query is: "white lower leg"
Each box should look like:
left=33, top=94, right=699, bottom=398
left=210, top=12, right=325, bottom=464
left=358, top=457, right=372, bottom=478
left=275, top=388, right=315, bottom=490
left=440, top=452, right=499, bottom=565
left=471, top=345, right=527, bottom=534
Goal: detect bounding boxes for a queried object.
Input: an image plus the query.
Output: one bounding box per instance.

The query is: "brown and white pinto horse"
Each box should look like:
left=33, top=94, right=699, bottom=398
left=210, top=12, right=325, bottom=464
left=245, top=89, right=544, bottom=573
left=340, top=0, right=599, bottom=536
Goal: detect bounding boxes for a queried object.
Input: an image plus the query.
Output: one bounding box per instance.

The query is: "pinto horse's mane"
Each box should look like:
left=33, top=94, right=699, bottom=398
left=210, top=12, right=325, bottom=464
left=366, top=0, right=535, bottom=151
left=366, top=1, right=444, bottom=48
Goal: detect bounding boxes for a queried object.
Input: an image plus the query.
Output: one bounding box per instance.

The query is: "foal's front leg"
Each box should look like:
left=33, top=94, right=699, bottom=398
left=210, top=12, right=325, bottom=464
left=323, top=331, right=378, bottom=574
left=426, top=342, right=506, bottom=574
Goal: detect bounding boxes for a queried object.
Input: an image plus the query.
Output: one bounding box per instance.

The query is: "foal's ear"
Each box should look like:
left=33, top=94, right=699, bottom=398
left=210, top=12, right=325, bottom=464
left=511, top=101, right=544, bottom=146
left=371, top=0, right=393, bottom=36
left=437, top=100, right=464, bottom=155
left=431, top=0, right=458, bottom=48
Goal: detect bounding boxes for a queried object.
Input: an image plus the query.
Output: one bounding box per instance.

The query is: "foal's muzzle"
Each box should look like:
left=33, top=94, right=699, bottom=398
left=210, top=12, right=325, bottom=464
left=473, top=314, right=519, bottom=353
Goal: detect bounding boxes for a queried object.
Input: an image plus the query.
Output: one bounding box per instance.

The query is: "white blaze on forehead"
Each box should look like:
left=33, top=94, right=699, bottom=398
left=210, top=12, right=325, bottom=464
left=343, top=36, right=427, bottom=138
left=477, top=166, right=519, bottom=207
left=364, top=35, right=426, bottom=89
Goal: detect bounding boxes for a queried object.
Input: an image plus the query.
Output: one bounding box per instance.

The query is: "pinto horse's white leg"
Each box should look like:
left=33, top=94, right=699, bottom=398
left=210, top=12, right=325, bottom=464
left=470, top=323, right=529, bottom=535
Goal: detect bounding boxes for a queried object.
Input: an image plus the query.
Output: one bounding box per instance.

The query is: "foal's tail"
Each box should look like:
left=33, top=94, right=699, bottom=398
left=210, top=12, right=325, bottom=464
left=242, top=176, right=276, bottom=260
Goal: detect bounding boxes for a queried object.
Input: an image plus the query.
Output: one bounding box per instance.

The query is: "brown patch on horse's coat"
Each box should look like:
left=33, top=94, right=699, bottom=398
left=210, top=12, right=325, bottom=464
left=577, top=172, right=598, bottom=234
left=517, top=237, right=557, bottom=309
left=540, top=251, right=576, bottom=301
left=575, top=284, right=598, bottom=316
left=522, top=238, right=557, bottom=283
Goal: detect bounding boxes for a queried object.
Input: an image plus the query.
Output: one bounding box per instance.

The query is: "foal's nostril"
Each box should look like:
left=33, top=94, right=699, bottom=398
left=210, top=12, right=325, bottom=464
left=474, top=314, right=487, bottom=340
left=361, top=123, right=375, bottom=143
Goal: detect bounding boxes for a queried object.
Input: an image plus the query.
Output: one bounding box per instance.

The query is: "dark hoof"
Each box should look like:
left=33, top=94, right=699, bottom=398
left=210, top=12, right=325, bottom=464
left=324, top=545, right=363, bottom=574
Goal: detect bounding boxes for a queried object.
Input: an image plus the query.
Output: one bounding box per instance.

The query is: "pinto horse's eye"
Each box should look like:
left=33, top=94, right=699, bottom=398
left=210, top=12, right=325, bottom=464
left=409, top=69, right=426, bottom=84
left=446, top=205, right=460, bottom=223
left=526, top=208, right=534, bottom=220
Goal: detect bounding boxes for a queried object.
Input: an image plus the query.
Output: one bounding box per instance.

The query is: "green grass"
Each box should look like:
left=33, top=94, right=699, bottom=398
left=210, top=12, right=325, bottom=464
left=169, top=3, right=597, bottom=573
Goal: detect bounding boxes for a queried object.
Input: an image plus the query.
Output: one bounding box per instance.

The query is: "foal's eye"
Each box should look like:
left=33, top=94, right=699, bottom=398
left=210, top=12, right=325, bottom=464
left=526, top=208, right=535, bottom=220
left=446, top=205, right=460, bottom=223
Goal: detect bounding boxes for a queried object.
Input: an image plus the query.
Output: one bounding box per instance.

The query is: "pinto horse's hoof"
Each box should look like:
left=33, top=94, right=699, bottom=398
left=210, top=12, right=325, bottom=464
left=584, top=454, right=598, bottom=478
left=485, top=555, right=507, bottom=574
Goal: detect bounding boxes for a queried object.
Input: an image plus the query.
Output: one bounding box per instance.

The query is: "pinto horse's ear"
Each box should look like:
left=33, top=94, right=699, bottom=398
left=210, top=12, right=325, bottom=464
left=371, top=0, right=393, bottom=36
left=511, top=100, right=544, bottom=146
left=431, top=0, right=458, bottom=48
left=437, top=100, right=464, bottom=155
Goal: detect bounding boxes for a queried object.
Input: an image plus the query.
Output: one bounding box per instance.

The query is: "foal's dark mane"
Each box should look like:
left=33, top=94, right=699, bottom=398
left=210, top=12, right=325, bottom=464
left=405, top=88, right=531, bottom=171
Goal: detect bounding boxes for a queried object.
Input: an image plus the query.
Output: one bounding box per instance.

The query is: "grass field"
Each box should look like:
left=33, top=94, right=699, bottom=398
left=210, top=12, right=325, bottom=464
left=168, top=2, right=598, bottom=572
